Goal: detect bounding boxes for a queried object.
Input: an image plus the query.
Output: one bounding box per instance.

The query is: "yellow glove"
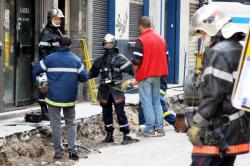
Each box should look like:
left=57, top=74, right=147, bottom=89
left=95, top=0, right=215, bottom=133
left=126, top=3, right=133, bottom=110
left=120, top=80, right=132, bottom=91
left=187, top=124, right=203, bottom=146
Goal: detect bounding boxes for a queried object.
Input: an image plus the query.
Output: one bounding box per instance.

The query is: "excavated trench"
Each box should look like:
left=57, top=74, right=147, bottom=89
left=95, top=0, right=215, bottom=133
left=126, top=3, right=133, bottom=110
left=0, top=105, right=140, bottom=166
left=0, top=94, right=185, bottom=166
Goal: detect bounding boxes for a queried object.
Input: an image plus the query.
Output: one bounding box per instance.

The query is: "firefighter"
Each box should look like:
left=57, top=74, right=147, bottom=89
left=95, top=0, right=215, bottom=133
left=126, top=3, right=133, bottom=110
left=38, top=8, right=64, bottom=120
left=33, top=36, right=88, bottom=160
left=88, top=34, right=137, bottom=145
left=187, top=4, right=250, bottom=165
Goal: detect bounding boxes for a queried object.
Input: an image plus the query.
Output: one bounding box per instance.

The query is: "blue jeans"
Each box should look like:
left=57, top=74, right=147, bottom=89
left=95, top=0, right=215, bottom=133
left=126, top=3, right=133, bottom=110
left=138, top=77, right=163, bottom=132
left=138, top=95, right=176, bottom=126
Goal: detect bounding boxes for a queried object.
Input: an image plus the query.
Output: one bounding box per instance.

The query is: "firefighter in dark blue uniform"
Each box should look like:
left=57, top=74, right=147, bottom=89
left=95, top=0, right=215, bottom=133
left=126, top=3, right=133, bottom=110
left=88, top=34, right=136, bottom=145
left=187, top=4, right=250, bottom=166
left=38, top=8, right=64, bottom=120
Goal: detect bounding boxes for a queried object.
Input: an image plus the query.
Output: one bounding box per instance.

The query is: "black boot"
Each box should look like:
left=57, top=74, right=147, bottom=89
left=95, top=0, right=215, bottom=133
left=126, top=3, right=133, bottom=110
left=39, top=102, right=49, bottom=121
left=103, top=132, right=114, bottom=143
left=121, top=134, right=139, bottom=145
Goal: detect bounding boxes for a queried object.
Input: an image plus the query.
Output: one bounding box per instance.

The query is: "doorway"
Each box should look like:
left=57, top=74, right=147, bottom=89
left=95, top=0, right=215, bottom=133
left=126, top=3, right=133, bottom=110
left=3, top=0, right=34, bottom=108
left=165, top=0, right=180, bottom=83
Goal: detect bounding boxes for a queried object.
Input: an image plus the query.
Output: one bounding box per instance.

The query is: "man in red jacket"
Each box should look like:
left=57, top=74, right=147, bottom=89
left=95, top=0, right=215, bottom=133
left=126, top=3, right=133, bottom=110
left=132, top=16, right=168, bottom=136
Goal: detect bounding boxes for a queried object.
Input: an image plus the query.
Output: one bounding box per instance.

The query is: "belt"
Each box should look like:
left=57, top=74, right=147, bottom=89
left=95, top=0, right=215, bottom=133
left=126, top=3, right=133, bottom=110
left=224, top=110, right=245, bottom=121
left=100, top=79, right=122, bottom=84
left=218, top=110, right=245, bottom=125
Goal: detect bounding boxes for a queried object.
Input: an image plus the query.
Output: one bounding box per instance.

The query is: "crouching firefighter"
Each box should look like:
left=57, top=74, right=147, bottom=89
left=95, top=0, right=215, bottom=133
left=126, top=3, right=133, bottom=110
left=87, top=34, right=139, bottom=145
left=187, top=4, right=250, bottom=166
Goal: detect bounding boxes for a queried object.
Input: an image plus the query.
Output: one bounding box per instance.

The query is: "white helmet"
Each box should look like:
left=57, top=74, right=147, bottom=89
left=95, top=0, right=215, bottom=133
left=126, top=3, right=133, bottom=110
left=36, top=73, right=48, bottom=88
left=190, top=4, right=231, bottom=37
left=103, top=34, right=117, bottom=50
left=190, top=4, right=246, bottom=39
left=47, top=8, right=64, bottom=21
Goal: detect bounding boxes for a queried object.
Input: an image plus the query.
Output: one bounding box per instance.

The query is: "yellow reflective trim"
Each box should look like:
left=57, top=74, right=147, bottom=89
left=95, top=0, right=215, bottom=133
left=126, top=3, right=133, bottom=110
left=160, top=89, right=166, bottom=95
left=163, top=111, right=171, bottom=118
left=45, top=98, right=76, bottom=107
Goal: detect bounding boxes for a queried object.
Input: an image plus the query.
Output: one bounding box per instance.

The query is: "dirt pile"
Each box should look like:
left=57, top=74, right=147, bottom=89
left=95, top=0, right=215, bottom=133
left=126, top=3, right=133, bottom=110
left=0, top=106, right=140, bottom=166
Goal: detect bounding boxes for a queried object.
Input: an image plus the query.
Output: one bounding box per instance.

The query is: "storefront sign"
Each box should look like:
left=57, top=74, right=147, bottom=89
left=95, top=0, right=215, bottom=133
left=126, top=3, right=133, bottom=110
left=4, top=10, right=10, bottom=30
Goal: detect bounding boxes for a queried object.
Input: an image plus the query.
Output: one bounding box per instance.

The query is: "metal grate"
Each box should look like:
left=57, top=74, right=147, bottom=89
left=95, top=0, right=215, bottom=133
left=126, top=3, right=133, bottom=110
left=129, top=2, right=143, bottom=40
left=92, top=0, right=109, bottom=59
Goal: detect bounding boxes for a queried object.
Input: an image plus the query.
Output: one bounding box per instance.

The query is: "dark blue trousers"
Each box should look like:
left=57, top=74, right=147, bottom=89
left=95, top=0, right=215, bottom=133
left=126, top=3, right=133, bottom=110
left=191, top=155, right=236, bottom=166
left=101, top=95, right=130, bottom=134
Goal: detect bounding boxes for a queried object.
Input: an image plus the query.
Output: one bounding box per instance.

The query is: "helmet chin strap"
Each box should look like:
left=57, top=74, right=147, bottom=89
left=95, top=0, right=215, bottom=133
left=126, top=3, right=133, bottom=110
left=105, top=48, right=115, bottom=55
left=51, top=20, right=60, bottom=27
left=203, top=35, right=212, bottom=47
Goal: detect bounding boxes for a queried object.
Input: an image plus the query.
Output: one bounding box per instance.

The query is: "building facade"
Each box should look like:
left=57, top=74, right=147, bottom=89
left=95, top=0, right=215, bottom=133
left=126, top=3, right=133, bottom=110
left=0, top=0, right=193, bottom=112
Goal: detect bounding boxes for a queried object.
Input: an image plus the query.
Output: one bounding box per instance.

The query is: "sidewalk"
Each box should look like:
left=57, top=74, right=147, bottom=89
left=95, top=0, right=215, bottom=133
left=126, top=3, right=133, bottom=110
left=0, top=85, right=182, bottom=145
left=0, top=102, right=102, bottom=145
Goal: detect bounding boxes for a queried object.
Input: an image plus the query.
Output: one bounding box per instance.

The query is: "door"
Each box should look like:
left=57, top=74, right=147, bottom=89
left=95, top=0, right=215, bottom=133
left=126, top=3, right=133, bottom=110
left=165, top=0, right=180, bottom=83
left=15, top=0, right=34, bottom=106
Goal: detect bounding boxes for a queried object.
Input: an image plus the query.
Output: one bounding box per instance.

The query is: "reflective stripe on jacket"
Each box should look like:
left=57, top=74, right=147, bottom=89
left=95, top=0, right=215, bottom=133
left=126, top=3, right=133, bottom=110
left=39, top=24, right=63, bottom=60
left=33, top=47, right=88, bottom=106
left=88, top=49, right=133, bottom=104
left=193, top=40, right=250, bottom=156
left=192, top=143, right=250, bottom=155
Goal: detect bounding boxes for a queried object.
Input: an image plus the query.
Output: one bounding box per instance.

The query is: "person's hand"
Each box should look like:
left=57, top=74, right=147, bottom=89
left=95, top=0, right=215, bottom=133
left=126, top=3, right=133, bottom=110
left=39, top=82, right=48, bottom=93
left=40, top=87, right=48, bottom=93
left=130, top=79, right=138, bottom=86
left=187, top=123, right=203, bottom=146
left=120, top=80, right=131, bottom=91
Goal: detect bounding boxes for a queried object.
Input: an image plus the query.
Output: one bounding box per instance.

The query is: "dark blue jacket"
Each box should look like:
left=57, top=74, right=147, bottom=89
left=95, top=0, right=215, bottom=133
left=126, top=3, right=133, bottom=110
left=33, top=47, right=88, bottom=106
left=160, top=76, right=168, bottom=94
left=39, top=24, right=63, bottom=60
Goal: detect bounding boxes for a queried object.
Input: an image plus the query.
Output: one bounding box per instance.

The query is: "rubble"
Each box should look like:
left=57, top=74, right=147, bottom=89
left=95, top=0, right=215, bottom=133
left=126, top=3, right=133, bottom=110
left=0, top=90, right=185, bottom=166
left=0, top=106, right=140, bottom=166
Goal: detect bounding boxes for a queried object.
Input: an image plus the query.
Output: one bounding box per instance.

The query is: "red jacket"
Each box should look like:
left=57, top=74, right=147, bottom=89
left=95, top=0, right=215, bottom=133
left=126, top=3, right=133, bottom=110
left=136, top=29, right=168, bottom=81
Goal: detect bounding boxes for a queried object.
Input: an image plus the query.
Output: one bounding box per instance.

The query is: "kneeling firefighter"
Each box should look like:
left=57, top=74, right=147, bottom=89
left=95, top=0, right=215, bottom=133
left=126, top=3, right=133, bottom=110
left=87, top=34, right=137, bottom=145
left=187, top=4, right=250, bottom=166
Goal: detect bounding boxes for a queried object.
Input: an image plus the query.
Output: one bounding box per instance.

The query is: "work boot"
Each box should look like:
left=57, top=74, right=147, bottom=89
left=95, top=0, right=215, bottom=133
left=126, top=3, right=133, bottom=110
left=39, top=102, right=50, bottom=121
left=69, top=152, right=79, bottom=161
left=40, top=113, right=49, bottom=121
left=121, top=134, right=140, bottom=145
left=103, top=132, right=114, bottom=143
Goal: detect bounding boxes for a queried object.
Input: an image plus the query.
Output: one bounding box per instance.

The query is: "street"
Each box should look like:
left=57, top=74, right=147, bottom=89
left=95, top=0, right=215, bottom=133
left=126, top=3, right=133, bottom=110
left=74, top=126, right=250, bottom=166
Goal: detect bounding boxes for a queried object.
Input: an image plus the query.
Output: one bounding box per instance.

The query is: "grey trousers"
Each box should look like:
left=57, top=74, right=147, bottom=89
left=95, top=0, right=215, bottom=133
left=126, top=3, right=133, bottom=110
left=48, top=105, right=77, bottom=155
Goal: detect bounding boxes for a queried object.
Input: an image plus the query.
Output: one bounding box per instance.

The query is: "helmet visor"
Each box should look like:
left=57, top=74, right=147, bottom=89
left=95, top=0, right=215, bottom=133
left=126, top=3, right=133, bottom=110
left=103, top=42, right=114, bottom=49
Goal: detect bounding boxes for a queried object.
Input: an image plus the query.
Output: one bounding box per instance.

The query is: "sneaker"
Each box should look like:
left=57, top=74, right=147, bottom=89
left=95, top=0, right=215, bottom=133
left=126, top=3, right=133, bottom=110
left=139, top=125, right=145, bottom=132
left=139, top=130, right=156, bottom=137
left=69, top=152, right=79, bottom=161
left=53, top=153, right=63, bottom=160
left=155, top=129, right=165, bottom=137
